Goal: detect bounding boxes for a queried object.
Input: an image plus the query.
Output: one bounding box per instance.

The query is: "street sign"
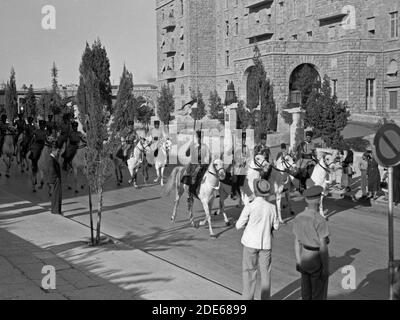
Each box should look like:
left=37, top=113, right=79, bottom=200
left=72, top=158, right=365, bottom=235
left=373, top=123, right=400, bottom=300
left=373, top=123, right=400, bottom=167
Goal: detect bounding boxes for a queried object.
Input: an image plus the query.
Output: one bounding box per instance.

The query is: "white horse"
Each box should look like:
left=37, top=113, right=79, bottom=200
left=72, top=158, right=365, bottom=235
left=153, top=137, right=171, bottom=186
left=1, top=130, right=15, bottom=178
left=217, top=154, right=269, bottom=221
left=66, top=143, right=87, bottom=193
left=162, top=158, right=226, bottom=238
left=127, top=136, right=153, bottom=188
left=307, top=152, right=335, bottom=217
left=267, top=153, right=297, bottom=223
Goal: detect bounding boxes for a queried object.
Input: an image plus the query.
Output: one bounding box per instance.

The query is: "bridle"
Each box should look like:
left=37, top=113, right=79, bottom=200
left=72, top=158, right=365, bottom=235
left=272, top=154, right=297, bottom=176
left=253, top=155, right=268, bottom=171
left=208, top=162, right=225, bottom=179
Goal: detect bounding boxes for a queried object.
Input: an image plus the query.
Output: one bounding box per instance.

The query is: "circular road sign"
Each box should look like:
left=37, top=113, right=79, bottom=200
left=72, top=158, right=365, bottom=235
left=373, top=123, right=400, bottom=167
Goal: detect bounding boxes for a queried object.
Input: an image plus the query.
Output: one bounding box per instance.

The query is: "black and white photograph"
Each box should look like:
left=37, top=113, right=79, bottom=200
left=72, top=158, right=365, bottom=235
left=0, top=0, right=400, bottom=303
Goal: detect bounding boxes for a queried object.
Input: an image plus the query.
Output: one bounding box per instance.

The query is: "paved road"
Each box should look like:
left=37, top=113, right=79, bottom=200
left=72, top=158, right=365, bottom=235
left=1, top=161, right=399, bottom=300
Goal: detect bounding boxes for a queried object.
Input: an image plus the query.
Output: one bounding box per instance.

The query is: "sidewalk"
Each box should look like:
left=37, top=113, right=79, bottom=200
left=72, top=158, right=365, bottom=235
left=0, top=192, right=240, bottom=300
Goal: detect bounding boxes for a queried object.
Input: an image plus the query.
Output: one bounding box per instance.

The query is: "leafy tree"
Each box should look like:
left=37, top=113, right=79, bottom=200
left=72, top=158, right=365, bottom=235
left=77, top=40, right=117, bottom=246
left=304, top=75, right=350, bottom=149
left=190, top=90, right=206, bottom=121
left=4, top=67, right=18, bottom=121
left=24, top=85, right=37, bottom=118
left=224, top=81, right=238, bottom=106
left=237, top=100, right=253, bottom=129
left=112, top=65, right=136, bottom=132
left=157, top=84, right=175, bottom=126
left=208, top=90, right=224, bottom=124
left=248, top=46, right=277, bottom=133
left=80, top=40, right=113, bottom=113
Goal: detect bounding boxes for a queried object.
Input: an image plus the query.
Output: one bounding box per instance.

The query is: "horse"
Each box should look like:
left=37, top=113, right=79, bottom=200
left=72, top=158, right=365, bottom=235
left=1, top=129, right=16, bottom=178
left=15, top=131, right=30, bottom=173
left=217, top=154, right=269, bottom=222
left=153, top=137, right=171, bottom=186
left=66, top=142, right=87, bottom=193
left=267, top=153, right=298, bottom=223
left=306, top=152, right=336, bottom=218
left=127, top=136, right=153, bottom=188
left=162, top=158, right=226, bottom=238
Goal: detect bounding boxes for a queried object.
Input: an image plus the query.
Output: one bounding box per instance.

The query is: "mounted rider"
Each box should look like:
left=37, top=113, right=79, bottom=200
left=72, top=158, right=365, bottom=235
left=57, top=114, right=71, bottom=148
left=21, top=117, right=36, bottom=155
left=14, top=113, right=26, bottom=144
left=46, top=114, right=56, bottom=136
left=182, top=130, right=211, bottom=192
left=29, top=120, right=48, bottom=173
left=296, top=131, right=317, bottom=191
left=231, top=131, right=250, bottom=199
left=254, top=133, right=270, bottom=162
left=0, top=114, right=12, bottom=156
left=123, top=120, right=138, bottom=161
left=62, top=121, right=86, bottom=171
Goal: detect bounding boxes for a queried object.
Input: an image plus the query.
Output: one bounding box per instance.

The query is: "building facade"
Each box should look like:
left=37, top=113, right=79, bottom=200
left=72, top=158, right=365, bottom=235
left=156, top=0, right=400, bottom=129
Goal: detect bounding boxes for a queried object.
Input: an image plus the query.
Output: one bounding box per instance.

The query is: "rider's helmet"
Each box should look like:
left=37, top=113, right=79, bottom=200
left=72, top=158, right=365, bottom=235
left=305, top=130, right=313, bottom=138
left=27, top=117, right=33, bottom=124
left=71, top=121, right=78, bottom=130
left=39, top=120, right=46, bottom=129
left=1, top=114, right=7, bottom=122
left=281, top=143, right=287, bottom=150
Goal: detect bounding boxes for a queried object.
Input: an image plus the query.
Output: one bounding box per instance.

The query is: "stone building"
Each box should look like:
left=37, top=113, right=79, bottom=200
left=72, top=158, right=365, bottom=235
left=156, top=0, right=400, bottom=130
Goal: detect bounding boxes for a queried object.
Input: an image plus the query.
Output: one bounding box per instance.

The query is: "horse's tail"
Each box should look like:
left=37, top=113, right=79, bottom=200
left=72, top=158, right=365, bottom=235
left=162, top=166, right=180, bottom=197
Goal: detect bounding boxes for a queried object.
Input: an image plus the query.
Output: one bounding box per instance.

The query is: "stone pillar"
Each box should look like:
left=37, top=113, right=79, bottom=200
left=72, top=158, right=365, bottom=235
left=285, top=107, right=305, bottom=152
left=224, top=103, right=238, bottom=131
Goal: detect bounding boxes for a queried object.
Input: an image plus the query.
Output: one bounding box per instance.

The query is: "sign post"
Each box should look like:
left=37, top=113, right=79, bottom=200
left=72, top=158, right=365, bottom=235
left=373, top=123, right=400, bottom=300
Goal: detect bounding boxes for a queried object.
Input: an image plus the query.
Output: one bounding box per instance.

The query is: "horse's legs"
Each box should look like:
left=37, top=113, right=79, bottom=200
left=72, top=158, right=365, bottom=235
left=154, top=165, right=159, bottom=183
left=160, top=166, right=165, bottom=186
left=275, top=192, right=284, bottom=224
left=187, top=193, right=195, bottom=226
left=200, top=198, right=216, bottom=237
left=171, top=179, right=185, bottom=223
left=74, top=166, right=79, bottom=193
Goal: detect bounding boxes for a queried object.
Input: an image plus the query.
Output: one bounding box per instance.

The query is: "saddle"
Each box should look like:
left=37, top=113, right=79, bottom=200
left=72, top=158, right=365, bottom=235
left=182, top=165, right=208, bottom=197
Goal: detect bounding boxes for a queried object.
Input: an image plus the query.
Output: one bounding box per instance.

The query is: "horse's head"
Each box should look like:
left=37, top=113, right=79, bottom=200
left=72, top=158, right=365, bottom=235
left=211, top=158, right=226, bottom=181
left=251, top=154, right=269, bottom=172
left=278, top=153, right=298, bottom=174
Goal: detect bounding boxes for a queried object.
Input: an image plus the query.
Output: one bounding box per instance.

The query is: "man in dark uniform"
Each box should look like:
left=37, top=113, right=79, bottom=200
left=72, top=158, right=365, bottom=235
left=276, top=143, right=288, bottom=161
left=293, top=185, right=330, bottom=300
left=0, top=114, right=12, bottom=157
left=254, top=133, right=270, bottom=162
left=46, top=114, right=56, bottom=136
left=13, top=113, right=26, bottom=147
left=21, top=117, right=36, bottom=156
left=48, top=141, right=62, bottom=215
left=124, top=121, right=138, bottom=159
left=182, top=130, right=210, bottom=193
left=29, top=120, right=48, bottom=174
left=62, top=121, right=86, bottom=170
left=58, top=114, right=71, bottom=148
left=296, top=131, right=317, bottom=191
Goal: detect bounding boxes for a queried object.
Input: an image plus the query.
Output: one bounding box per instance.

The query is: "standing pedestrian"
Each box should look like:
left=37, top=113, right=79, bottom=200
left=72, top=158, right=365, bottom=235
left=293, top=185, right=330, bottom=300
left=366, top=150, right=381, bottom=199
left=236, top=179, right=280, bottom=300
left=359, top=153, right=368, bottom=198
left=48, top=142, right=62, bottom=215
left=339, top=149, right=354, bottom=192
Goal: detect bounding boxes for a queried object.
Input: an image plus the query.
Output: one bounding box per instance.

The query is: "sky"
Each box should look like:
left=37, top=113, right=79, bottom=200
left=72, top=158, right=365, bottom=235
left=0, top=0, right=157, bottom=88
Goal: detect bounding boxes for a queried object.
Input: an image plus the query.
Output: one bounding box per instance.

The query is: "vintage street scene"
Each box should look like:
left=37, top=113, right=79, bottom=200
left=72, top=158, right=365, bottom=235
left=0, top=0, right=400, bottom=301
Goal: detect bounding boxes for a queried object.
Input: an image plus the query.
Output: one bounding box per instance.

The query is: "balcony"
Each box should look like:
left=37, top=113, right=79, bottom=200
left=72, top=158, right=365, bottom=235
left=162, top=16, right=176, bottom=30
left=246, top=0, right=273, bottom=11
left=164, top=69, right=176, bottom=80
left=162, top=43, right=176, bottom=55
left=246, top=23, right=274, bottom=41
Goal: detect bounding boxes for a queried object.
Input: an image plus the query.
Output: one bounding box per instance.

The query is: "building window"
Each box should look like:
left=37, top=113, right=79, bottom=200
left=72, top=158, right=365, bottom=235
left=226, top=50, right=230, bottom=68
left=331, top=79, right=338, bottom=97
left=226, top=21, right=230, bottom=36
left=307, top=31, right=313, bottom=38
left=181, top=84, right=185, bottom=95
left=387, top=59, right=398, bottom=81
left=162, top=10, right=165, bottom=20
left=235, top=18, right=239, bottom=35
left=171, top=56, right=175, bottom=70
left=366, top=79, right=376, bottom=110
left=292, top=34, right=297, bottom=40
left=367, top=17, right=375, bottom=35
left=180, top=0, right=184, bottom=16
left=390, top=11, right=399, bottom=39
left=389, top=91, right=398, bottom=110
left=305, top=0, right=313, bottom=16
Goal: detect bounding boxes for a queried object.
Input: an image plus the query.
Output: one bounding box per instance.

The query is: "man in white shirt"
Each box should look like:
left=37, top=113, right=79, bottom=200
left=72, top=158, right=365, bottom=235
left=236, top=178, right=280, bottom=300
